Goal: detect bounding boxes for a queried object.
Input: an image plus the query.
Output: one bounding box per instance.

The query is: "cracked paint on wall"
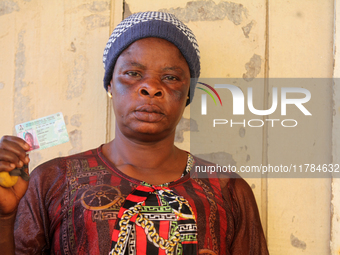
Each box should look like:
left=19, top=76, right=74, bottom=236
left=123, top=2, right=132, bottom=19
left=83, top=14, right=109, bottom=30
left=69, top=42, right=76, bottom=52
left=243, top=54, right=261, bottom=82
left=14, top=30, right=32, bottom=125
left=67, top=55, right=86, bottom=100
left=67, top=1, right=109, bottom=14
left=159, top=0, right=248, bottom=25
left=175, top=117, right=198, bottom=143
left=242, top=20, right=255, bottom=38
left=290, top=234, right=306, bottom=250
left=86, top=1, right=109, bottom=12
left=0, top=0, right=19, bottom=16
left=14, top=30, right=40, bottom=167
left=70, top=114, right=82, bottom=127
left=68, top=129, right=83, bottom=155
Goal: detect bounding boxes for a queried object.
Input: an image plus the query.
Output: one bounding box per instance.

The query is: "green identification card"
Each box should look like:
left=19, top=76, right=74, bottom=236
left=15, top=112, right=69, bottom=151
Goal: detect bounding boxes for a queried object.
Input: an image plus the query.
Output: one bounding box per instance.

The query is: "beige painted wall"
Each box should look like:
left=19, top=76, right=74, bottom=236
left=0, top=0, right=110, bottom=169
left=267, top=1, right=333, bottom=254
left=0, top=0, right=338, bottom=254
left=332, top=1, right=340, bottom=254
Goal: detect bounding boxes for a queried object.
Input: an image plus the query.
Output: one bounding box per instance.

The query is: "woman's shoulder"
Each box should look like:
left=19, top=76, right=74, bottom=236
left=190, top=153, right=241, bottom=181
left=29, top=146, right=103, bottom=187
left=32, top=146, right=101, bottom=171
left=190, top=153, right=254, bottom=203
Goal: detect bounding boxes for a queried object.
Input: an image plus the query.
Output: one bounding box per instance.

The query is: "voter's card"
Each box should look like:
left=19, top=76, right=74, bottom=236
left=15, top=112, right=69, bottom=151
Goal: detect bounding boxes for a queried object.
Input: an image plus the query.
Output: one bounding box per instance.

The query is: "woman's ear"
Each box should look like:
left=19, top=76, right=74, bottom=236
left=107, top=79, right=113, bottom=98
left=108, top=79, right=113, bottom=92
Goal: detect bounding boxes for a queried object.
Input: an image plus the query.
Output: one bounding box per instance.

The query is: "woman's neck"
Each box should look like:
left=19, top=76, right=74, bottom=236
left=102, top=130, right=188, bottom=185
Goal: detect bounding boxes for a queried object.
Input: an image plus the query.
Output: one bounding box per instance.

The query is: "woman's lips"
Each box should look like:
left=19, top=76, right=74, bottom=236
left=133, top=105, right=165, bottom=122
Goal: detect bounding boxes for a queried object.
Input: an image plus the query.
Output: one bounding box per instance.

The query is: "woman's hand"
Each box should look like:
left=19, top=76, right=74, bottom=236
left=0, top=136, right=30, bottom=216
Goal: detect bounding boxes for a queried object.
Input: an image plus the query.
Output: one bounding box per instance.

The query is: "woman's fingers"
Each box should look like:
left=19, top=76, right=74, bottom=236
left=0, top=161, right=16, bottom=172
left=0, top=151, right=30, bottom=215
left=0, top=136, right=30, bottom=169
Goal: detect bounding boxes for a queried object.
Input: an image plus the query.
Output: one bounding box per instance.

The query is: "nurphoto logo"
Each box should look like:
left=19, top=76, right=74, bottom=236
left=197, top=81, right=312, bottom=128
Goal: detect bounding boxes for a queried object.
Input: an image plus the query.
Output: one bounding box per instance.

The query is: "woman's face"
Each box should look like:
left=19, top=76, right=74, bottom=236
left=108, top=37, right=190, bottom=142
left=25, top=134, right=34, bottom=150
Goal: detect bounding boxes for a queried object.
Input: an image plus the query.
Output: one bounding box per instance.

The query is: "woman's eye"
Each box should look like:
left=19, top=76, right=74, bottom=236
left=126, top=71, right=140, bottom=77
left=164, top=75, right=178, bottom=81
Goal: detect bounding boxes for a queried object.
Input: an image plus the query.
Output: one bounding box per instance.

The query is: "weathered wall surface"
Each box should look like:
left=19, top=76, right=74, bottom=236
left=332, top=1, right=340, bottom=254
left=267, top=1, right=333, bottom=254
left=0, top=0, right=338, bottom=254
left=0, top=0, right=110, bottom=169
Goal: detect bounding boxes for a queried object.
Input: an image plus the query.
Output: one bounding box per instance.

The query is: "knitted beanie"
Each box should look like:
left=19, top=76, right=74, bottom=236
left=102, top=11, right=200, bottom=105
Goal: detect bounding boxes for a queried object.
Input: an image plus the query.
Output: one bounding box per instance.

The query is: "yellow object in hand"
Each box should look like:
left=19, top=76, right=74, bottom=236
left=0, top=171, right=19, bottom=188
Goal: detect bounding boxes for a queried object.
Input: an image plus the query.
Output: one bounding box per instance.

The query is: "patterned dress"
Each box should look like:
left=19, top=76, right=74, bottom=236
left=14, top=146, right=269, bottom=255
left=109, top=155, right=197, bottom=255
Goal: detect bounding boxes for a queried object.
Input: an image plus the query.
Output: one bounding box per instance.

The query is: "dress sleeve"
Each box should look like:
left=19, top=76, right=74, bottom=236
left=14, top=158, right=65, bottom=254
left=227, top=178, right=269, bottom=255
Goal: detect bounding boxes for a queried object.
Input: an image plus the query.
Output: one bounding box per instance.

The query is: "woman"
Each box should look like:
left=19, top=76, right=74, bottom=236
left=0, top=12, right=268, bottom=254
left=24, top=132, right=39, bottom=151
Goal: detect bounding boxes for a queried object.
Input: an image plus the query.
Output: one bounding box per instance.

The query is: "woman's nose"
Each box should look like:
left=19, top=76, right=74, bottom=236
left=138, top=78, right=164, bottom=98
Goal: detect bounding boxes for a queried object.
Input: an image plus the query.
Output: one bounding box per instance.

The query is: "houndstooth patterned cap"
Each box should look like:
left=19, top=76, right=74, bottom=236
left=102, top=11, right=201, bottom=105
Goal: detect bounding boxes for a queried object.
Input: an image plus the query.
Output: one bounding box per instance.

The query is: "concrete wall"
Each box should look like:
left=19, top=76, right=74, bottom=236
left=0, top=0, right=110, bottom=168
left=332, top=1, right=340, bottom=254
left=0, top=0, right=338, bottom=254
left=267, top=1, right=333, bottom=254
